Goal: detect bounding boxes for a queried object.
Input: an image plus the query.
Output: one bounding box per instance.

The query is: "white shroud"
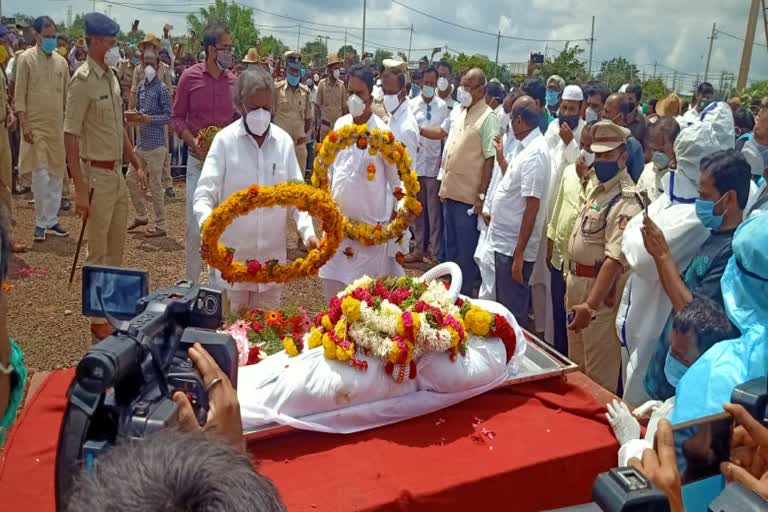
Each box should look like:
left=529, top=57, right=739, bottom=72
left=238, top=263, right=527, bottom=433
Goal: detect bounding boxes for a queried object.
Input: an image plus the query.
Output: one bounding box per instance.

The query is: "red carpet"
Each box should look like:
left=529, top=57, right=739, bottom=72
left=0, top=369, right=618, bottom=511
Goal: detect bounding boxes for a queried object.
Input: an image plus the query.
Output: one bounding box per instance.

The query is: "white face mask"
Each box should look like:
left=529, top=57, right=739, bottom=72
left=333, top=68, right=341, bottom=80
left=457, top=86, right=472, bottom=108
left=144, top=65, right=157, bottom=83
left=580, top=149, right=595, bottom=167
left=585, top=107, right=600, bottom=123
left=437, top=77, right=450, bottom=92
left=347, top=94, right=366, bottom=118
left=383, top=94, right=401, bottom=114
left=105, top=46, right=121, bottom=67
left=313, top=73, right=320, bottom=82
left=245, top=108, right=271, bottom=136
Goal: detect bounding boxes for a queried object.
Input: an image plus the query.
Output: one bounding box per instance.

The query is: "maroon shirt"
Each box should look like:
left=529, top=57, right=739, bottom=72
left=172, top=62, right=236, bottom=136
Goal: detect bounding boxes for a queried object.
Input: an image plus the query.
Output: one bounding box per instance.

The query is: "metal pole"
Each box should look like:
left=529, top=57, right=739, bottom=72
left=588, top=16, right=595, bottom=77
left=407, top=24, right=413, bottom=64
left=297, top=25, right=301, bottom=51
left=343, top=29, right=347, bottom=59
left=653, top=61, right=657, bottom=78
left=762, top=0, right=768, bottom=54
left=738, top=0, right=761, bottom=90
left=704, top=22, right=716, bottom=82
left=361, top=0, right=367, bottom=58
left=92, top=0, right=96, bottom=11
left=494, top=31, right=500, bottom=78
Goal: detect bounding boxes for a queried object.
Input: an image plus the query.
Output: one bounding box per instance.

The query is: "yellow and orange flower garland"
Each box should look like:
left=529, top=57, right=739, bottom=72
left=310, top=124, right=422, bottom=246
left=200, top=182, right=344, bottom=284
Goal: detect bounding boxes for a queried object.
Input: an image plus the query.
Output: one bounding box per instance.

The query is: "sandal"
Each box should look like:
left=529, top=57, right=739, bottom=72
left=144, top=228, right=167, bottom=238
left=127, top=218, right=148, bottom=231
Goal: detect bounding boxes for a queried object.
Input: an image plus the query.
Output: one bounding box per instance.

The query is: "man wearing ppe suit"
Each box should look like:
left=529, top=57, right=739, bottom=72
left=742, top=101, right=768, bottom=215
left=617, top=103, right=735, bottom=405
left=606, top=295, right=737, bottom=466
left=670, top=211, right=768, bottom=424
left=566, top=120, right=642, bottom=392
left=641, top=149, right=752, bottom=400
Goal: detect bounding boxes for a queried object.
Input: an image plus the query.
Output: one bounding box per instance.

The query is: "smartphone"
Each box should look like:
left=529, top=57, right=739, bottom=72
left=670, top=412, right=732, bottom=484
left=636, top=191, right=650, bottom=216
left=530, top=52, right=544, bottom=65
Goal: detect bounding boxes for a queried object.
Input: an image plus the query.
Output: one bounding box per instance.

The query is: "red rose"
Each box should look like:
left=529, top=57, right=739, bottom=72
left=328, top=296, right=343, bottom=323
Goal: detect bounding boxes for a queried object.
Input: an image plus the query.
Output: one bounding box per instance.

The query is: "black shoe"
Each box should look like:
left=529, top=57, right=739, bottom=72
left=165, top=187, right=176, bottom=199
left=60, top=198, right=71, bottom=211
left=46, top=223, right=69, bottom=237
left=13, top=184, right=30, bottom=195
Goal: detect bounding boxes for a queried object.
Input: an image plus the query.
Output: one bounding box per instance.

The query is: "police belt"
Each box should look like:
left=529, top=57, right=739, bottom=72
left=321, top=119, right=332, bottom=127
left=570, top=262, right=602, bottom=278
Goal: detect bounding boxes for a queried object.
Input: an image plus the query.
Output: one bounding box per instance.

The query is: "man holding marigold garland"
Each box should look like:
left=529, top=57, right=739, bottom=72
left=193, top=67, right=319, bottom=311
left=318, top=64, right=406, bottom=301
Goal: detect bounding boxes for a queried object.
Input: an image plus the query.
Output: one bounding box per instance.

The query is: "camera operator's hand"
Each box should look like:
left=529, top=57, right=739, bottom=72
left=721, top=403, right=768, bottom=499
left=173, top=343, right=244, bottom=450
left=628, top=419, right=684, bottom=512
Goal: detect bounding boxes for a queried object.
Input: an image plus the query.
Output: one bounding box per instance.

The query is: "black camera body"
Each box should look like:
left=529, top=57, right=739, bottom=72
left=55, top=266, right=237, bottom=510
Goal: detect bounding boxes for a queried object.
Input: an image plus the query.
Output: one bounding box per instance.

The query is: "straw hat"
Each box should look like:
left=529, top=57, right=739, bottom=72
left=656, top=94, right=682, bottom=118
left=327, top=53, right=343, bottom=66
left=139, top=33, right=161, bottom=50
left=242, top=47, right=260, bottom=64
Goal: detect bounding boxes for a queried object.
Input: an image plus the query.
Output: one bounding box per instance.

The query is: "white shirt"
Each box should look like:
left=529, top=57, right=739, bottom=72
left=488, top=128, right=551, bottom=261
left=193, top=120, right=316, bottom=293
left=542, top=117, right=583, bottom=223
left=387, top=99, right=420, bottom=157
left=437, top=105, right=465, bottom=180
left=636, top=162, right=667, bottom=204
left=410, top=95, right=449, bottom=178
left=494, top=104, right=510, bottom=135
left=319, top=113, right=405, bottom=284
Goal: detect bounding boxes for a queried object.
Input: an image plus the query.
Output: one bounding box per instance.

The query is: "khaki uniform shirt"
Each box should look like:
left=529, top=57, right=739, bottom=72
left=64, top=57, right=124, bottom=161
left=117, top=59, right=135, bottom=102
left=315, top=77, right=347, bottom=126
left=568, top=168, right=641, bottom=270
left=130, top=61, right=173, bottom=108
left=13, top=47, right=69, bottom=176
left=0, top=68, right=7, bottom=121
left=272, top=81, right=311, bottom=143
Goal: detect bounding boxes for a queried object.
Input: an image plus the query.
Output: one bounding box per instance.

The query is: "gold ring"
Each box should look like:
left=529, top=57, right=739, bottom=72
left=206, top=377, right=223, bottom=393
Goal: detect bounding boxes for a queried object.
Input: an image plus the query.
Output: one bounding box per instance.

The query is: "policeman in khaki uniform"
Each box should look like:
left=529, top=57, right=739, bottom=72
left=314, top=53, right=347, bottom=141
left=63, top=13, right=146, bottom=341
left=272, top=51, right=312, bottom=170
left=566, top=120, right=642, bottom=393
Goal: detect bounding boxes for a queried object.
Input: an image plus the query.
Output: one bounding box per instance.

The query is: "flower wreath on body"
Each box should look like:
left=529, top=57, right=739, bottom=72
left=310, top=124, right=422, bottom=247
left=200, top=182, right=344, bottom=283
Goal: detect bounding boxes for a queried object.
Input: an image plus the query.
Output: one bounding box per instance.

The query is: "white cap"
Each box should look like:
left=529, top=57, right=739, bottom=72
left=618, top=83, right=629, bottom=93
left=562, top=84, right=584, bottom=102
left=382, top=57, right=407, bottom=71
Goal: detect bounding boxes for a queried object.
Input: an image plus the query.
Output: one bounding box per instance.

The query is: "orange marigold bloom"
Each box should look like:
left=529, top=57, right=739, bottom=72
left=356, top=136, right=368, bottom=150
left=265, top=311, right=284, bottom=327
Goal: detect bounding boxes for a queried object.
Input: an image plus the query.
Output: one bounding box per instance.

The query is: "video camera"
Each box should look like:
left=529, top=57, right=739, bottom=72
left=55, top=265, right=238, bottom=511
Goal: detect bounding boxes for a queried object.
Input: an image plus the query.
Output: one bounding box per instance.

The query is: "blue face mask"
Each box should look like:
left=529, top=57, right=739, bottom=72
left=664, top=351, right=689, bottom=388
left=287, top=74, right=300, bottom=87
left=545, top=90, right=560, bottom=107
left=41, top=37, right=57, bottom=55
left=695, top=195, right=726, bottom=230
left=593, top=160, right=619, bottom=183
left=300, top=67, right=306, bottom=78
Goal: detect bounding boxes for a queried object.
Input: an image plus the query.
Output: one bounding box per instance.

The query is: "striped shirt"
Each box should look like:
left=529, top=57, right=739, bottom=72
left=137, top=76, right=171, bottom=151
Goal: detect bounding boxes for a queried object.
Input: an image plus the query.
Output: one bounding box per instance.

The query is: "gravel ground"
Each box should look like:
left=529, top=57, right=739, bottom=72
left=6, top=180, right=428, bottom=372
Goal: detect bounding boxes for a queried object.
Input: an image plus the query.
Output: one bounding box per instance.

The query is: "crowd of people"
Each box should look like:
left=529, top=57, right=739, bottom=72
left=0, top=11, right=768, bottom=511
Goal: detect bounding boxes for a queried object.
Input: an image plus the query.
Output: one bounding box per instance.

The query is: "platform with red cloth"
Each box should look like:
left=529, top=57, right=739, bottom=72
left=0, top=369, right=618, bottom=511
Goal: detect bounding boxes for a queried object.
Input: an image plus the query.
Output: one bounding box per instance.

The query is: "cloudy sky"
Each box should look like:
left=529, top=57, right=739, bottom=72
left=7, top=0, right=768, bottom=90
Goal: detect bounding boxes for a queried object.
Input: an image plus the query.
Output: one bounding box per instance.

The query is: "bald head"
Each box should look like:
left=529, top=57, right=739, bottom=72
left=460, top=67, right=488, bottom=107
left=510, top=95, right=540, bottom=139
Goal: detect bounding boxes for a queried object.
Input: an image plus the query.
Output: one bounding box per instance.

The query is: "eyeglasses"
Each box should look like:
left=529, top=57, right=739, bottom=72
left=426, top=103, right=432, bottom=121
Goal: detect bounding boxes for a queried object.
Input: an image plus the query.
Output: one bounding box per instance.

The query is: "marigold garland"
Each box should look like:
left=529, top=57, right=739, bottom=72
left=200, top=182, right=344, bottom=284
left=311, top=124, right=422, bottom=246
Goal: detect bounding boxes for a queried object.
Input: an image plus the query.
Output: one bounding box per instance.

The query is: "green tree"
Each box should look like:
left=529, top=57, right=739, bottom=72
left=186, top=0, right=258, bottom=58
left=258, top=35, right=288, bottom=60
left=443, top=52, right=494, bottom=76
left=742, top=80, right=768, bottom=103
left=64, top=13, right=86, bottom=39
left=540, top=44, right=588, bottom=84
left=301, top=37, right=327, bottom=68
left=642, top=78, right=671, bottom=100
left=597, top=57, right=640, bottom=92
left=373, top=49, right=393, bottom=66
left=337, top=45, right=359, bottom=64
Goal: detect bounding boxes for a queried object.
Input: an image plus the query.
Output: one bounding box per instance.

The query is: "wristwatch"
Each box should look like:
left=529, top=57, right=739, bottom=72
left=477, top=193, right=485, bottom=201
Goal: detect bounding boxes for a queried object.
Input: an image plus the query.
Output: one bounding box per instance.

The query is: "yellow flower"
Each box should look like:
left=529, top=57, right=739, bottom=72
left=283, top=336, right=299, bottom=357
left=307, top=328, right=323, bottom=349
left=447, top=327, right=461, bottom=348
left=341, top=296, right=361, bottom=322
left=322, top=334, right=336, bottom=359
left=334, top=318, right=347, bottom=340
left=465, top=307, right=492, bottom=337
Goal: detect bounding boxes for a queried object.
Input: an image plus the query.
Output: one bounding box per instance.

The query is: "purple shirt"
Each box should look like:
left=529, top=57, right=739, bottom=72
left=171, top=62, right=235, bottom=136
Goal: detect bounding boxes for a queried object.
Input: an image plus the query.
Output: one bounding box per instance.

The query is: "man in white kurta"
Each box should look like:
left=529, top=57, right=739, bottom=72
left=530, top=85, right=584, bottom=341
left=14, top=16, right=69, bottom=242
left=194, top=68, right=318, bottom=311
left=319, top=65, right=404, bottom=300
